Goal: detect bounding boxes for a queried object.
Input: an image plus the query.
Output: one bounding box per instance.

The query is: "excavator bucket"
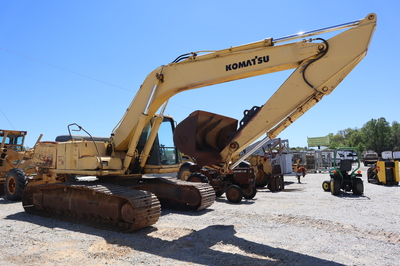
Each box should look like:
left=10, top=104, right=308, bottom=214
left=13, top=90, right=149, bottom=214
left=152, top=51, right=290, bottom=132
left=174, top=110, right=238, bottom=166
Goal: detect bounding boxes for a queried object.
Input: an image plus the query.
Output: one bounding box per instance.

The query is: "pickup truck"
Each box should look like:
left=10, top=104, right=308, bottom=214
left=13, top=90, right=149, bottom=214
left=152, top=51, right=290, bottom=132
left=362, top=151, right=378, bottom=166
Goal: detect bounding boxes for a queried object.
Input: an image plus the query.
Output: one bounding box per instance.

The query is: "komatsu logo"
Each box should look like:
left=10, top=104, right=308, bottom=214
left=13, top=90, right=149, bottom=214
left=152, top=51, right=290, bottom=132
left=226, top=55, right=270, bottom=71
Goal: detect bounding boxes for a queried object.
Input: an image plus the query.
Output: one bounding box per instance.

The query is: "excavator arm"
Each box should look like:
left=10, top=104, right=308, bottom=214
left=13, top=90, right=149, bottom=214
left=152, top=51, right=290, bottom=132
left=112, top=13, right=376, bottom=173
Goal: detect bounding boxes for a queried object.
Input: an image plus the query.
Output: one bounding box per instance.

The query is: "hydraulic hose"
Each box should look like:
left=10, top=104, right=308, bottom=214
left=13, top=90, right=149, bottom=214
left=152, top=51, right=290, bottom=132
left=302, top=38, right=329, bottom=90
left=171, top=53, right=193, bottom=63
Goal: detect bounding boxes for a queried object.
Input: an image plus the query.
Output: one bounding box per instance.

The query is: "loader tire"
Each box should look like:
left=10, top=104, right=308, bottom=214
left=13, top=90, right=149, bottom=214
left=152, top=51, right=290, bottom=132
left=226, top=185, right=243, bottom=203
left=353, top=178, right=364, bottom=195
left=255, top=175, right=269, bottom=187
left=5, top=168, right=28, bottom=201
left=255, top=167, right=268, bottom=187
left=177, top=163, right=192, bottom=181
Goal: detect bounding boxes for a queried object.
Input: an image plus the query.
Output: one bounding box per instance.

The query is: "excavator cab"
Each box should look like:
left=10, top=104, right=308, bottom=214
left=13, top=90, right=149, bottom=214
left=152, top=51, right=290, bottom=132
left=322, top=148, right=363, bottom=195
left=140, top=116, right=181, bottom=174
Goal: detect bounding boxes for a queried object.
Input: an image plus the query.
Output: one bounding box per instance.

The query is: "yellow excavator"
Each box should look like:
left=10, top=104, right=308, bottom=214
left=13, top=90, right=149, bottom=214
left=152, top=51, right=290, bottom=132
left=18, top=13, right=376, bottom=232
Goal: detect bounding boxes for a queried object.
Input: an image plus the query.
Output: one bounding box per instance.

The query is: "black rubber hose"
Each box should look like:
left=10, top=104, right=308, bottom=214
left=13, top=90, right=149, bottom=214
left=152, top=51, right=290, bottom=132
left=172, top=53, right=192, bottom=63
left=302, top=38, right=329, bottom=90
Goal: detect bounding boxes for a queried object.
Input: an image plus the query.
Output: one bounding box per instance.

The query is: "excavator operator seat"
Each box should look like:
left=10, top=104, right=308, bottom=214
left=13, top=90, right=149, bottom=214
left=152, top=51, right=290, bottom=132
left=339, top=160, right=352, bottom=172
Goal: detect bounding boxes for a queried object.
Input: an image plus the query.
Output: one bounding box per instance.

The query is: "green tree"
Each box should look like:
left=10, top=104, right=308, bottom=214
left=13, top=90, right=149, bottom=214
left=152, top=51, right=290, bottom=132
left=337, top=128, right=359, bottom=140
left=361, top=117, right=391, bottom=154
left=328, top=141, right=340, bottom=149
left=391, top=121, right=400, bottom=151
left=347, top=130, right=363, bottom=147
left=355, top=142, right=366, bottom=153
left=329, top=133, right=346, bottom=147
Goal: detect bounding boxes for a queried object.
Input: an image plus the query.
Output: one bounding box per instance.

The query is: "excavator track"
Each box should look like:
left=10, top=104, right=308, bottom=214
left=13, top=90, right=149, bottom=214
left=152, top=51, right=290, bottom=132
left=22, top=183, right=161, bottom=233
left=129, top=177, right=215, bottom=211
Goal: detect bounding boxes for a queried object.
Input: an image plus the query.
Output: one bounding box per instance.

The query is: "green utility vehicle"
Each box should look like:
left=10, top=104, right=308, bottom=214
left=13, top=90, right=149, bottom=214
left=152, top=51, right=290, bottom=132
left=322, top=147, right=363, bottom=195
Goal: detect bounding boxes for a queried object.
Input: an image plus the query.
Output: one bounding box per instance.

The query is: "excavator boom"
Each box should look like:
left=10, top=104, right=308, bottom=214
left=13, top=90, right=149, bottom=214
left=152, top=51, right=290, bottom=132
left=113, top=14, right=376, bottom=171
left=173, top=14, right=376, bottom=171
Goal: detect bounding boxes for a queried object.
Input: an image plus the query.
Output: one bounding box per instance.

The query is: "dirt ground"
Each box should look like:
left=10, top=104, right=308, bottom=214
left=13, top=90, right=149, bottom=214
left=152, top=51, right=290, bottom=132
left=0, top=165, right=399, bottom=266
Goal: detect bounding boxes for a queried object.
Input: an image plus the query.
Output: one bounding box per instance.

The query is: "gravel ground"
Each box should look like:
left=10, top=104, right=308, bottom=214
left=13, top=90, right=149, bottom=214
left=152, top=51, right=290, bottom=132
left=0, top=165, right=399, bottom=266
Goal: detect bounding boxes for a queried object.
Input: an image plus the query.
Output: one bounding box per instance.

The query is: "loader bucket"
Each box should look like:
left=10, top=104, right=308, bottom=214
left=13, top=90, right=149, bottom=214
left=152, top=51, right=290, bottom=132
left=174, top=110, right=238, bottom=166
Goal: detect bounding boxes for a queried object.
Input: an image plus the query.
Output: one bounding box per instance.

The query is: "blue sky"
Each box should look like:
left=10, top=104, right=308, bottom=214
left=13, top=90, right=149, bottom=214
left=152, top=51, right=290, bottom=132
left=0, top=1, right=398, bottom=149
